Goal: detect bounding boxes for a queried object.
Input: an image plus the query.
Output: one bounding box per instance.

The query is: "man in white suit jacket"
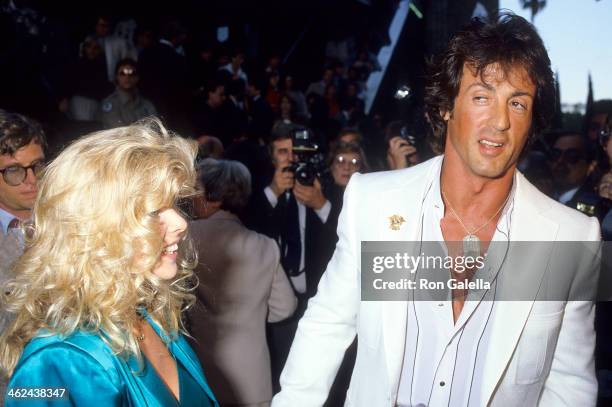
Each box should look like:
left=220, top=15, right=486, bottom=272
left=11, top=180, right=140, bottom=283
left=273, top=13, right=600, bottom=407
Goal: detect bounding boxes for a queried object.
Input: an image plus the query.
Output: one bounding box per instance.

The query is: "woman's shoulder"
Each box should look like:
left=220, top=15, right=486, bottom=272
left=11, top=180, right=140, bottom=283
left=8, top=332, right=125, bottom=405
left=15, top=330, right=121, bottom=380
left=23, top=330, right=109, bottom=353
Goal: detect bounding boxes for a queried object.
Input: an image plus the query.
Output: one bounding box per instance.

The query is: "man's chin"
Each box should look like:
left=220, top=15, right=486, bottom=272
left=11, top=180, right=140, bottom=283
left=469, top=160, right=514, bottom=179
left=19, top=199, right=36, bottom=209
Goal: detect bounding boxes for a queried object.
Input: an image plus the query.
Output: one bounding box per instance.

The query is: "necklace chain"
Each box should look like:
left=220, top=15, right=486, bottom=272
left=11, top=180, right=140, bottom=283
left=441, top=188, right=511, bottom=236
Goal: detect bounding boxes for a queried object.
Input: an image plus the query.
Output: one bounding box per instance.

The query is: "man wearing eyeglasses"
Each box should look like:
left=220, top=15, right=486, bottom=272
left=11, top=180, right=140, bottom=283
left=0, top=110, right=45, bottom=403
left=247, top=126, right=337, bottom=393
left=99, top=58, right=157, bottom=129
left=0, top=110, right=46, bottom=238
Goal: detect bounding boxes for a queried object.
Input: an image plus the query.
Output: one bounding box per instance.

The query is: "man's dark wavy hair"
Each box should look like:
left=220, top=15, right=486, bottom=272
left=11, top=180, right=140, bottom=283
left=424, top=12, right=555, bottom=153
left=0, top=110, right=46, bottom=156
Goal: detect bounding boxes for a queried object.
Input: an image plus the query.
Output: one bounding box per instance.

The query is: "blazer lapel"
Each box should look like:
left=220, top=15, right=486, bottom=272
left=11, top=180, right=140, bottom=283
left=480, top=173, right=559, bottom=405
left=145, top=314, right=219, bottom=406
left=169, top=337, right=218, bottom=405
left=377, top=159, right=441, bottom=396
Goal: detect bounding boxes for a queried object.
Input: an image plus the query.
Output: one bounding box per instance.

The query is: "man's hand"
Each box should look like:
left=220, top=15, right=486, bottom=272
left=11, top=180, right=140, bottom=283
left=387, top=136, right=417, bottom=170
left=270, top=165, right=295, bottom=197
left=294, top=178, right=327, bottom=210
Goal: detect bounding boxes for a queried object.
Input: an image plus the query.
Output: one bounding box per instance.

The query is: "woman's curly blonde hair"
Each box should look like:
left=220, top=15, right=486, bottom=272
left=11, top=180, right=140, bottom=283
left=0, top=118, right=199, bottom=376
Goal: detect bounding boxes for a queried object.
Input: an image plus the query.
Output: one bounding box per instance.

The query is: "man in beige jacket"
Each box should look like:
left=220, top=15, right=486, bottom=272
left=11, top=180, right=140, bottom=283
left=189, top=158, right=297, bottom=407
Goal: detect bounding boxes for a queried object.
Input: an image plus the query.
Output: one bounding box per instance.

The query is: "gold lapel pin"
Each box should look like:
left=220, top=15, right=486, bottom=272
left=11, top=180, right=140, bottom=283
left=388, top=214, right=406, bottom=231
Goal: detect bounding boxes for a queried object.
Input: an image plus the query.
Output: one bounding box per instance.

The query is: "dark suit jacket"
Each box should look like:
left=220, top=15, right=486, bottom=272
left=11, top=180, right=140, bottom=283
left=247, top=179, right=339, bottom=298
left=309, top=180, right=344, bottom=290
left=565, top=180, right=612, bottom=222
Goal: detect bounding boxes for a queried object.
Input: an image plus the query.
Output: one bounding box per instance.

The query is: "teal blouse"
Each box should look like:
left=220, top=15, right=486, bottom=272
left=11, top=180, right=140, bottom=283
left=5, top=315, right=218, bottom=406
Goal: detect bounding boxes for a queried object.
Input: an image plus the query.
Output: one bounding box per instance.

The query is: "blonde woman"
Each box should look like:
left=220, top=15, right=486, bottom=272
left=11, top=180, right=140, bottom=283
left=0, top=120, right=218, bottom=406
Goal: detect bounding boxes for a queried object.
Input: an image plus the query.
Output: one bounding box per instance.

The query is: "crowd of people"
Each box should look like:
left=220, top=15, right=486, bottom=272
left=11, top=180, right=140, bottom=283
left=1, top=8, right=612, bottom=407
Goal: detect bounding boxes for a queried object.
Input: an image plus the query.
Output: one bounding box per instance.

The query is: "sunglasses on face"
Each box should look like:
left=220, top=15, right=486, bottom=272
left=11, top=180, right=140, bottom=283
left=550, top=148, right=585, bottom=165
left=0, top=161, right=45, bottom=186
left=118, top=67, right=137, bottom=77
left=334, top=155, right=361, bottom=168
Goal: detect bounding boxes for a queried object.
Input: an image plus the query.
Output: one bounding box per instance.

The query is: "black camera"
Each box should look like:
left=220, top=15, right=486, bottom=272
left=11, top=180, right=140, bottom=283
left=392, top=85, right=423, bottom=148
left=387, top=120, right=422, bottom=149
left=284, top=128, right=324, bottom=186
left=399, top=124, right=420, bottom=147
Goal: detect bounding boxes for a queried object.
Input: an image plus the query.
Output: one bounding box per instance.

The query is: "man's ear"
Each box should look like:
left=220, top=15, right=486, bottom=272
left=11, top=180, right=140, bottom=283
left=441, top=110, right=451, bottom=121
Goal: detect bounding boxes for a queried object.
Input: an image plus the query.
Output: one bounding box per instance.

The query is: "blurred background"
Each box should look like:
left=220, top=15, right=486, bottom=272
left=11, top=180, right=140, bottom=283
left=1, top=0, right=609, bottom=157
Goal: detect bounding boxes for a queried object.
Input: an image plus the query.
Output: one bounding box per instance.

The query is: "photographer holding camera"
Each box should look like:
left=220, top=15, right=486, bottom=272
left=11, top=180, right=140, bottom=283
left=247, top=125, right=335, bottom=391
left=261, top=127, right=331, bottom=293
left=385, top=120, right=421, bottom=170
left=268, top=145, right=327, bottom=215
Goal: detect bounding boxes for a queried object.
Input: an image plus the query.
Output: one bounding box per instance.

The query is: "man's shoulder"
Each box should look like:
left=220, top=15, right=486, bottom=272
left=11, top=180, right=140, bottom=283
left=193, top=216, right=278, bottom=250
left=350, top=156, right=442, bottom=193
left=192, top=217, right=281, bottom=271
left=547, top=198, right=599, bottom=238
left=517, top=172, right=600, bottom=239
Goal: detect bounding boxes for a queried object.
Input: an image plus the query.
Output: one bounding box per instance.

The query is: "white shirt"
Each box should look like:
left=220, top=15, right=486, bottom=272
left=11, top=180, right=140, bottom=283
left=397, top=166, right=515, bottom=407
left=263, top=187, right=331, bottom=293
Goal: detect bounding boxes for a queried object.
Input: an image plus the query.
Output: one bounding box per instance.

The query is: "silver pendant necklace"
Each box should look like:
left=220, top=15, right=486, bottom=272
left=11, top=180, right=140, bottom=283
left=441, top=189, right=510, bottom=258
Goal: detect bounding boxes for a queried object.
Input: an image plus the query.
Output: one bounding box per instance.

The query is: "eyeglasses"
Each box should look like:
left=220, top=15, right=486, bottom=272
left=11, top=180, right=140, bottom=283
left=334, top=155, right=361, bottom=168
left=550, top=148, right=585, bottom=165
left=118, top=67, right=137, bottom=77
left=0, top=161, right=45, bottom=186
